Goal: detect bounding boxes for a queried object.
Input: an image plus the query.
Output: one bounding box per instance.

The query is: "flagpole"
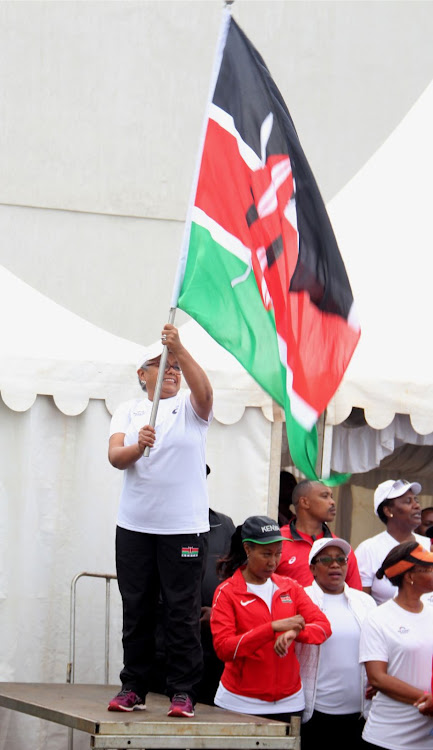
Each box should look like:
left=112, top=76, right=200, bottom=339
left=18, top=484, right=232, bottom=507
left=144, top=5, right=232, bottom=457
left=143, top=306, right=176, bottom=458
left=315, top=410, right=332, bottom=479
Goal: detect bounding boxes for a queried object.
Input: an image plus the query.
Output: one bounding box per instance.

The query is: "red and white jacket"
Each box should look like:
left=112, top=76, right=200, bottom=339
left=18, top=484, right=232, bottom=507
left=211, top=569, right=331, bottom=703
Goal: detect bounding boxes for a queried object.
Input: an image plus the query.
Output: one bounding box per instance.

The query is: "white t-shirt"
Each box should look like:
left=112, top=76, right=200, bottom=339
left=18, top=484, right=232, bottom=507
left=359, top=599, right=433, bottom=749
left=355, top=531, right=430, bottom=605
left=246, top=579, right=279, bottom=612
left=214, top=682, right=305, bottom=715
left=110, top=391, right=211, bottom=534
left=422, top=591, right=433, bottom=608
left=314, top=593, right=363, bottom=714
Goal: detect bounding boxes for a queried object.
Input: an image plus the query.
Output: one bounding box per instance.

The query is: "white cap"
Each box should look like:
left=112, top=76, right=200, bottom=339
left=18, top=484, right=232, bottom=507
left=136, top=342, right=164, bottom=372
left=373, top=479, right=422, bottom=516
left=308, top=537, right=351, bottom=564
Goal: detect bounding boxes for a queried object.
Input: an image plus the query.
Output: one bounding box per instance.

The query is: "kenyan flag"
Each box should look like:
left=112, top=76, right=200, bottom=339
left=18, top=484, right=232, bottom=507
left=176, top=10, right=360, bottom=480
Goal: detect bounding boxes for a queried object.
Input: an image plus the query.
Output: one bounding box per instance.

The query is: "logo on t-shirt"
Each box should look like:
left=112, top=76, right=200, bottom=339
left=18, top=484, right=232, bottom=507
left=288, top=556, right=296, bottom=565
left=240, top=599, right=256, bottom=607
left=172, top=407, right=179, bottom=414
left=280, top=594, right=293, bottom=603
left=181, top=546, right=199, bottom=558
left=398, top=626, right=409, bottom=634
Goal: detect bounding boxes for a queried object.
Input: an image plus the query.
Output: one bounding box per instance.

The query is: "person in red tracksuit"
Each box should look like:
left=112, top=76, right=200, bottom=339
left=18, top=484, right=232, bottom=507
left=276, top=480, right=362, bottom=589
left=211, top=516, right=332, bottom=722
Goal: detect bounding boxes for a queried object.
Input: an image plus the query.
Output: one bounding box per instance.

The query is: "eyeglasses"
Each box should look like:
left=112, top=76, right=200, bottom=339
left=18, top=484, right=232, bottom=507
left=147, top=362, right=181, bottom=372
left=314, top=555, right=348, bottom=566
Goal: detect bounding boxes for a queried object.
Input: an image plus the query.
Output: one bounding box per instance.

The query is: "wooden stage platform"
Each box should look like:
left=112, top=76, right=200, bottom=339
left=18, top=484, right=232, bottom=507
left=0, top=683, right=301, bottom=749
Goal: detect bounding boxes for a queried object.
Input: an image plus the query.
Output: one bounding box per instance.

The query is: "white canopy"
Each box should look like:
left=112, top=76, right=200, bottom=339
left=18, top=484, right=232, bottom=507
left=327, top=80, right=433, bottom=435
left=0, top=263, right=273, bottom=423
left=0, top=263, right=144, bottom=414
left=325, top=80, right=433, bottom=478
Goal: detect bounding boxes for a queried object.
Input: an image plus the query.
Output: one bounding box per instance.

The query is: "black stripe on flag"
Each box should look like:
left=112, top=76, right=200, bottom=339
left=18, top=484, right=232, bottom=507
left=213, top=18, right=355, bottom=322
left=266, top=236, right=283, bottom=268
left=246, top=203, right=259, bottom=227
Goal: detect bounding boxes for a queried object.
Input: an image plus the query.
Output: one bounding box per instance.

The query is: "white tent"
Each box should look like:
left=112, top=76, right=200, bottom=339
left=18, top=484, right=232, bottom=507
left=319, top=80, right=433, bottom=546
left=0, top=265, right=282, bottom=749
left=326, top=79, right=433, bottom=469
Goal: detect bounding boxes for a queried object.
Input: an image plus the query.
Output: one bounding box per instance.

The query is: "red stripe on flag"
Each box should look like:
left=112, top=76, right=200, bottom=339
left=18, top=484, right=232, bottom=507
left=196, top=120, right=297, bottom=268
left=276, top=290, right=360, bottom=414
left=195, top=119, right=358, bottom=415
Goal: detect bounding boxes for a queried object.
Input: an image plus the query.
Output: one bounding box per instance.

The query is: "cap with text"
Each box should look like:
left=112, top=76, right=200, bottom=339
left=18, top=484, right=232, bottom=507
left=241, top=516, right=290, bottom=545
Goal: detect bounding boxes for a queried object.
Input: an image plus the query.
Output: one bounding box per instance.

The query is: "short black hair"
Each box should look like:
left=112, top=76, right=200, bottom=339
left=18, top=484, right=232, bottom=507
left=377, top=497, right=395, bottom=525
left=291, top=479, right=326, bottom=508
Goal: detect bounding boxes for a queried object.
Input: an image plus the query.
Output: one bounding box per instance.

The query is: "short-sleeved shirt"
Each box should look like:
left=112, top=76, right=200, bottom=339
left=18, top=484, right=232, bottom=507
left=314, top=593, right=363, bottom=714
left=355, top=531, right=430, bottom=604
left=110, top=391, right=211, bottom=534
left=359, top=599, right=433, bottom=749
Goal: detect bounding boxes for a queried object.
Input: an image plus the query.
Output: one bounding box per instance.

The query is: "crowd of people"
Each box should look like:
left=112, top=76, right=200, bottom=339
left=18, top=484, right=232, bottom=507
left=106, top=324, right=433, bottom=749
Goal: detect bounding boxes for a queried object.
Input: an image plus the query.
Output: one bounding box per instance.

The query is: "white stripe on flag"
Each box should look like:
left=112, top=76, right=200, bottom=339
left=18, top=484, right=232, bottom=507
left=192, top=206, right=252, bottom=267
left=347, top=301, right=361, bottom=332
left=209, top=103, right=262, bottom=171
left=277, top=333, right=318, bottom=431
left=284, top=195, right=298, bottom=235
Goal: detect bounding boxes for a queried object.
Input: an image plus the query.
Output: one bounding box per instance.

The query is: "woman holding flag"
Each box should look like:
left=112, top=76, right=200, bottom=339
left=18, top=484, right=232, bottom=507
left=107, top=323, right=213, bottom=718
left=359, top=540, right=433, bottom=749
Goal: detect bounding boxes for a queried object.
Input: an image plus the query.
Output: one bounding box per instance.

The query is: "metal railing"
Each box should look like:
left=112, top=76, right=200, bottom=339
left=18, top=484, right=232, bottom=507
left=66, top=571, right=117, bottom=750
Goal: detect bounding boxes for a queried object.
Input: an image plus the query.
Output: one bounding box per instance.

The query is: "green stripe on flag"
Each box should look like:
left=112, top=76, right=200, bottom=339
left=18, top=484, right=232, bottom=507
left=179, top=223, right=350, bottom=484
left=179, top=222, right=284, bottom=404
left=179, top=223, right=321, bottom=480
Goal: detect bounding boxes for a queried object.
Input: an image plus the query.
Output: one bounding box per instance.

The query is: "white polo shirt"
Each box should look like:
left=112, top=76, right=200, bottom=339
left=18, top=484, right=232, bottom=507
left=360, top=599, right=433, bottom=749
left=355, top=531, right=430, bottom=604
left=110, top=391, right=211, bottom=535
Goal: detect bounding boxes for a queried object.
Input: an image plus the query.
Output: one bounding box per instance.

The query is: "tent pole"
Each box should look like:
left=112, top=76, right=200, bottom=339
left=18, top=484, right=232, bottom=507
left=316, top=410, right=333, bottom=479
left=267, top=402, right=284, bottom=519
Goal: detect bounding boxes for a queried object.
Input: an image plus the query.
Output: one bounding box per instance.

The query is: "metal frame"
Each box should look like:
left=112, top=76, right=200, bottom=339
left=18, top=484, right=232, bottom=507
left=90, top=728, right=301, bottom=749
left=90, top=716, right=301, bottom=749
left=0, top=683, right=300, bottom=750
left=67, top=572, right=117, bottom=750
left=58, top=573, right=301, bottom=750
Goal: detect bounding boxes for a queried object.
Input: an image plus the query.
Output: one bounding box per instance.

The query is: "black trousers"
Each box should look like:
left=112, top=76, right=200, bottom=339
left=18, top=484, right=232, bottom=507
left=116, top=526, right=208, bottom=701
left=257, top=710, right=303, bottom=723
left=301, top=709, right=367, bottom=750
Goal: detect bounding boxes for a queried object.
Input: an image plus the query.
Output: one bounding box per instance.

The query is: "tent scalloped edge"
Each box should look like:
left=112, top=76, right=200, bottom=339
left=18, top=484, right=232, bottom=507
left=1, top=386, right=276, bottom=424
